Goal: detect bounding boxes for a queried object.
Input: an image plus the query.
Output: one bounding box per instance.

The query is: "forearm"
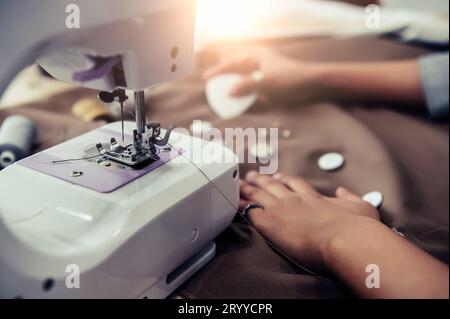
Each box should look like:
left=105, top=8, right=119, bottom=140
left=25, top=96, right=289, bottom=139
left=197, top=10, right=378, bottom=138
left=312, top=61, right=426, bottom=109
left=322, top=218, right=449, bottom=299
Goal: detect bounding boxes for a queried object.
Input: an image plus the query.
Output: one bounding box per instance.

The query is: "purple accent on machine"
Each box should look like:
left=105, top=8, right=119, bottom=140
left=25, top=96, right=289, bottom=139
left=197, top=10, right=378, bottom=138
left=17, top=128, right=182, bottom=193
left=72, top=57, right=121, bottom=82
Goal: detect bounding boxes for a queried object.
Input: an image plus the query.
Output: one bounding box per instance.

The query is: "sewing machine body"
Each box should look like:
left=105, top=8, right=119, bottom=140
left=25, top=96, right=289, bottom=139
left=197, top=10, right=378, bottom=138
left=0, top=0, right=240, bottom=299
left=0, top=122, right=239, bottom=298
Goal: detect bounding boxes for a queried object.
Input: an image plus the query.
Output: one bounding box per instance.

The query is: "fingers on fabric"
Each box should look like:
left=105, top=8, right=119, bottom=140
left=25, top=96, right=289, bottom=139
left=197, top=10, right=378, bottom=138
left=273, top=173, right=321, bottom=197
left=240, top=179, right=278, bottom=208
left=335, top=187, right=363, bottom=203
left=245, top=171, right=293, bottom=198
left=246, top=206, right=272, bottom=232
left=238, top=180, right=273, bottom=230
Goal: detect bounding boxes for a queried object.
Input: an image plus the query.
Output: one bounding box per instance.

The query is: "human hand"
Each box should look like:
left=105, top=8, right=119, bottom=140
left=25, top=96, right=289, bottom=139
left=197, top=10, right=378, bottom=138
left=239, top=171, right=381, bottom=272
left=203, top=48, right=325, bottom=104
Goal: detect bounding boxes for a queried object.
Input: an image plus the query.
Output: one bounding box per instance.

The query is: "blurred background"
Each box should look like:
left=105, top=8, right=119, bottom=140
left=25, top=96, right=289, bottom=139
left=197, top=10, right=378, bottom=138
left=1, top=0, right=448, bottom=109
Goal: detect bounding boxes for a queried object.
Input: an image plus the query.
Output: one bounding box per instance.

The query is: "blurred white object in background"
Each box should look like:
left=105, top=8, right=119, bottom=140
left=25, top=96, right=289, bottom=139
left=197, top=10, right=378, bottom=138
left=195, top=0, right=408, bottom=49
left=206, top=74, right=257, bottom=120
left=381, top=0, right=449, bottom=44
left=195, top=0, right=449, bottom=49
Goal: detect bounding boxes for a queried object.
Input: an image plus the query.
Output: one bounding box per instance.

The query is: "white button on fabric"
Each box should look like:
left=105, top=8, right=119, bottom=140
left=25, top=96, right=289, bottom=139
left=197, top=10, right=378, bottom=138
left=250, top=143, right=275, bottom=163
left=282, top=129, right=291, bottom=139
left=363, top=191, right=384, bottom=209
left=206, top=73, right=257, bottom=120
left=318, top=153, right=345, bottom=172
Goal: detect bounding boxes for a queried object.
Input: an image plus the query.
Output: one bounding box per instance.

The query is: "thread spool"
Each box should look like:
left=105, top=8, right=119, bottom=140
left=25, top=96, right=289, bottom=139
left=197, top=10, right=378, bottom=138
left=0, top=115, right=36, bottom=169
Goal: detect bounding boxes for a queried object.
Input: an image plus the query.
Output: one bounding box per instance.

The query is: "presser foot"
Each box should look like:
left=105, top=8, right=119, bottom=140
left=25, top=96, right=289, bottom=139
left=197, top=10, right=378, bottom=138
left=96, top=139, right=160, bottom=168
left=103, top=146, right=160, bottom=167
left=94, top=122, right=174, bottom=168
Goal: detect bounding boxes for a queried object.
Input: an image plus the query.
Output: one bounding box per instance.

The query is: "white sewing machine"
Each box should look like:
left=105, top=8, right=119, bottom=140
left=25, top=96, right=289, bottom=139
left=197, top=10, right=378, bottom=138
left=0, top=0, right=239, bottom=298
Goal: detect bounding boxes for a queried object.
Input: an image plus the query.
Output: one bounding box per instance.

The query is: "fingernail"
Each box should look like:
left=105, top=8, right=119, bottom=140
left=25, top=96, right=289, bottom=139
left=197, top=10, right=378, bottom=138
left=273, top=173, right=282, bottom=179
left=229, top=89, right=238, bottom=97
left=246, top=170, right=258, bottom=180
left=229, top=85, right=242, bottom=97
left=337, top=187, right=347, bottom=193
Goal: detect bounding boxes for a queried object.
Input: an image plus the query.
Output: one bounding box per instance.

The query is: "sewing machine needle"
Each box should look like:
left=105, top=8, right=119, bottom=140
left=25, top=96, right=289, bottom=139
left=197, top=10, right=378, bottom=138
left=120, top=101, right=124, bottom=142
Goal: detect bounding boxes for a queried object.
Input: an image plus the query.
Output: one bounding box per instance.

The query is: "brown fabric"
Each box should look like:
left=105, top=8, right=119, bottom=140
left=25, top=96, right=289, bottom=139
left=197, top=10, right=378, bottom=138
left=1, top=37, right=448, bottom=299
